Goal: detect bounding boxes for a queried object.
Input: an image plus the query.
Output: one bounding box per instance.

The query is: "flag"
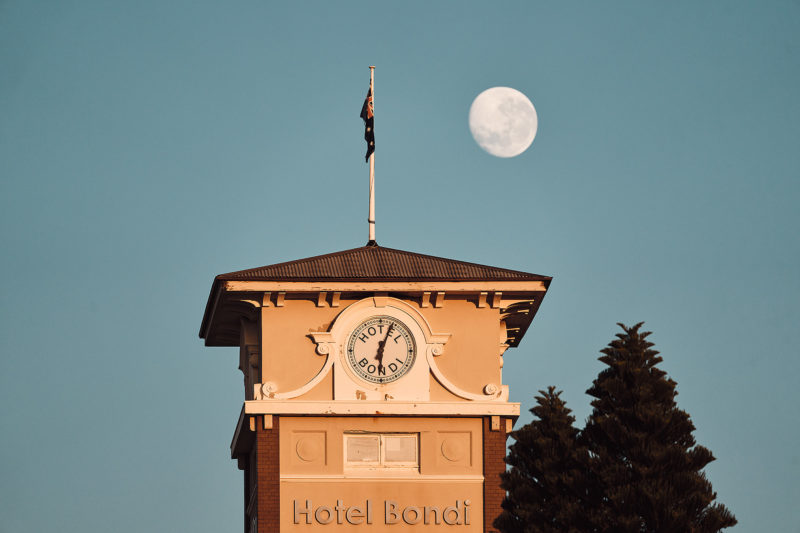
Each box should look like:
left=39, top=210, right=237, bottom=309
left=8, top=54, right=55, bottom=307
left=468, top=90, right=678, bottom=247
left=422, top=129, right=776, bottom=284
left=360, top=88, right=374, bottom=162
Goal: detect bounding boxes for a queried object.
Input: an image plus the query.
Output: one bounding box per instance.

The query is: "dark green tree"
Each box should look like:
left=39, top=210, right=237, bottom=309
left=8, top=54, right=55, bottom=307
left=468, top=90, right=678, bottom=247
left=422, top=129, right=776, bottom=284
left=494, top=387, right=591, bottom=533
left=582, top=323, right=736, bottom=532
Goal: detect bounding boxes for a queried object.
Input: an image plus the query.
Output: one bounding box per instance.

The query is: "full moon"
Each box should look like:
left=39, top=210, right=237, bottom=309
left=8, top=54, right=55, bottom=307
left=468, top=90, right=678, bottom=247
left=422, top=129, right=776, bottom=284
left=469, top=87, right=538, bottom=158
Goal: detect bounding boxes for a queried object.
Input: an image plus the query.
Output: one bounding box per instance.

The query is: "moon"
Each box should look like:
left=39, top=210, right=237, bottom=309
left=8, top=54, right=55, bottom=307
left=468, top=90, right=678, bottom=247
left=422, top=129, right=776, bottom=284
left=469, top=87, right=538, bottom=158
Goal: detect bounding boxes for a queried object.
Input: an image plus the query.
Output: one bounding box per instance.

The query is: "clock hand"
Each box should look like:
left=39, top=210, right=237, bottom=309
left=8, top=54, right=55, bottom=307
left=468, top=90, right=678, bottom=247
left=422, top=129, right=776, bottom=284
left=375, top=324, right=394, bottom=373
left=375, top=341, right=385, bottom=368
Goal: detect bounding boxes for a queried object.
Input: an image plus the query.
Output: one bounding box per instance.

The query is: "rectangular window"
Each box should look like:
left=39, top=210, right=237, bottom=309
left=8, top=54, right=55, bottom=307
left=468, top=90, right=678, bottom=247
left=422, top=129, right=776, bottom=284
left=346, top=435, right=380, bottom=464
left=383, top=435, right=417, bottom=464
left=344, top=433, right=418, bottom=470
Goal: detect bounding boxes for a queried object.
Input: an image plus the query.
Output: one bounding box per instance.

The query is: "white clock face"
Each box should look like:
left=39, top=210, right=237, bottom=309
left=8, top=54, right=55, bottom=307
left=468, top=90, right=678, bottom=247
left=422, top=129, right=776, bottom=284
left=346, top=316, right=416, bottom=384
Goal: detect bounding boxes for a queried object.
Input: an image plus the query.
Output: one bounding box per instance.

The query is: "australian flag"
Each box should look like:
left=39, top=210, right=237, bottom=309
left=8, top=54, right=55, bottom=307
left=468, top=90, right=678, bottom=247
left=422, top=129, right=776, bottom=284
left=360, top=88, right=374, bottom=162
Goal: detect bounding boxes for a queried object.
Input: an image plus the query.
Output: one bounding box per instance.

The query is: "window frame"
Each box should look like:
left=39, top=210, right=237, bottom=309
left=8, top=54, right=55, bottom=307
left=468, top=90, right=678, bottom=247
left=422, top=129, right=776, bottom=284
left=343, top=432, right=419, bottom=471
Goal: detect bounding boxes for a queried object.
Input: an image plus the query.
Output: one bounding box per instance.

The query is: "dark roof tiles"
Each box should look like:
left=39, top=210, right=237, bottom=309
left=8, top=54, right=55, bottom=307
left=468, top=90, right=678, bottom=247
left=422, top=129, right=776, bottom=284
left=217, top=245, right=550, bottom=282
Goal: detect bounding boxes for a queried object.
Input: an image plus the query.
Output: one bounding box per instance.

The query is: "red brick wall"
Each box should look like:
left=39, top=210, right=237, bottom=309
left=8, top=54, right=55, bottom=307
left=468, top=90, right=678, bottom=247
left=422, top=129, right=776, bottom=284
left=256, top=416, right=280, bottom=533
left=483, top=417, right=508, bottom=533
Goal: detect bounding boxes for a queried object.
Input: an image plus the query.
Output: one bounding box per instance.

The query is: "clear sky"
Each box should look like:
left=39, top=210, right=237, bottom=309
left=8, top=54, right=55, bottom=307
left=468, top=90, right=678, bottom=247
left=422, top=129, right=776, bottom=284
left=1, top=1, right=797, bottom=531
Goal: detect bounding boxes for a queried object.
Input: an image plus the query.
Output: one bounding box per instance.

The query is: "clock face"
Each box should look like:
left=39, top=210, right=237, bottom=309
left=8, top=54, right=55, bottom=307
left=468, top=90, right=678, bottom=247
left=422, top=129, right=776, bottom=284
left=346, top=316, right=416, bottom=384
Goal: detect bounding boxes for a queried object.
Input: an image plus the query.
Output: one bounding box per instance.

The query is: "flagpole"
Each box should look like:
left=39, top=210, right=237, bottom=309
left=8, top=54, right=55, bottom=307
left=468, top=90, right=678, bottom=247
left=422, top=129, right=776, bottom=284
left=368, top=66, right=376, bottom=245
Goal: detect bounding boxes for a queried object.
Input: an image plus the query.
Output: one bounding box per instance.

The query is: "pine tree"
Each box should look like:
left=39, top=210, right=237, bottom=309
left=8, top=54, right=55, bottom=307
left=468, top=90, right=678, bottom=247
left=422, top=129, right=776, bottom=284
left=582, top=323, right=736, bottom=532
left=494, top=387, right=591, bottom=533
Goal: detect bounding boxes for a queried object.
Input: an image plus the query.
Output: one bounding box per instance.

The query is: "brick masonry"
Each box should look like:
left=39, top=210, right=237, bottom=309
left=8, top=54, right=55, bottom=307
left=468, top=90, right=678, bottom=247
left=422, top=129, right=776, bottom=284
left=483, top=417, right=508, bottom=533
left=256, top=416, right=280, bottom=533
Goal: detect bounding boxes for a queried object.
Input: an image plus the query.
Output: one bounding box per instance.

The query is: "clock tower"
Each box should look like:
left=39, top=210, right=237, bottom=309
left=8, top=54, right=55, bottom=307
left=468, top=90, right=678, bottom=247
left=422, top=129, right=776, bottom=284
left=199, top=244, right=550, bottom=532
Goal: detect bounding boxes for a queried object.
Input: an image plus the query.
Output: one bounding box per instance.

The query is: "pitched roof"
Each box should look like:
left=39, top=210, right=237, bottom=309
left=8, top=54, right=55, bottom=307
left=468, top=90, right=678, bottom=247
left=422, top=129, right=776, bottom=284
left=215, top=245, right=551, bottom=282
left=200, top=244, right=551, bottom=345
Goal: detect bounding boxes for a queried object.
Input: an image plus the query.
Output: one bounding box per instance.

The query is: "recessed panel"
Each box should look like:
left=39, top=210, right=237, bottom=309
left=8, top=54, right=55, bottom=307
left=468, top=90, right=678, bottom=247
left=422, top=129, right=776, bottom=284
left=436, top=431, right=472, bottom=467
left=291, top=431, right=327, bottom=467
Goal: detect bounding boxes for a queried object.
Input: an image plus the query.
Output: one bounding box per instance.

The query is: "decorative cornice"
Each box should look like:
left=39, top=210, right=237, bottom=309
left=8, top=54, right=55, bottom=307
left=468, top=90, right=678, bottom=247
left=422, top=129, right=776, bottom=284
left=243, top=400, right=520, bottom=417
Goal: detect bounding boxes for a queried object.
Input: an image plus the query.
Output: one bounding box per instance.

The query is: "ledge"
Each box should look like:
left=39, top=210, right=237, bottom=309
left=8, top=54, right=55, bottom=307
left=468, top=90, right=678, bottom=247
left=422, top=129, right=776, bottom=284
left=230, top=405, right=253, bottom=460
left=242, top=400, right=520, bottom=417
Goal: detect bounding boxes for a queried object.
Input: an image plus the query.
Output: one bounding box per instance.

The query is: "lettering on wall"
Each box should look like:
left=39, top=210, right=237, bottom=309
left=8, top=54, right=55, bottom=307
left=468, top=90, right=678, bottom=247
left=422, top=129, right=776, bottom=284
left=293, top=499, right=471, bottom=526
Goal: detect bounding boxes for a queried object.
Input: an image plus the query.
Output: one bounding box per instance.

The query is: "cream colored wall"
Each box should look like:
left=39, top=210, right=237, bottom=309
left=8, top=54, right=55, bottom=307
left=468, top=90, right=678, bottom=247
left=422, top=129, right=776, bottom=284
left=281, top=481, right=482, bottom=532
left=260, top=298, right=354, bottom=395
left=280, top=416, right=482, bottom=476
left=259, top=295, right=505, bottom=402
left=423, top=299, right=502, bottom=396
left=279, top=416, right=483, bottom=532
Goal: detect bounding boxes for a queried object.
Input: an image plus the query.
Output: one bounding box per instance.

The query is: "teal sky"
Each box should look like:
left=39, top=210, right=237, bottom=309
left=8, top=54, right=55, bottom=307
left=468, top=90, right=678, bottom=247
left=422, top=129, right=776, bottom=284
left=1, top=1, right=798, bottom=531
